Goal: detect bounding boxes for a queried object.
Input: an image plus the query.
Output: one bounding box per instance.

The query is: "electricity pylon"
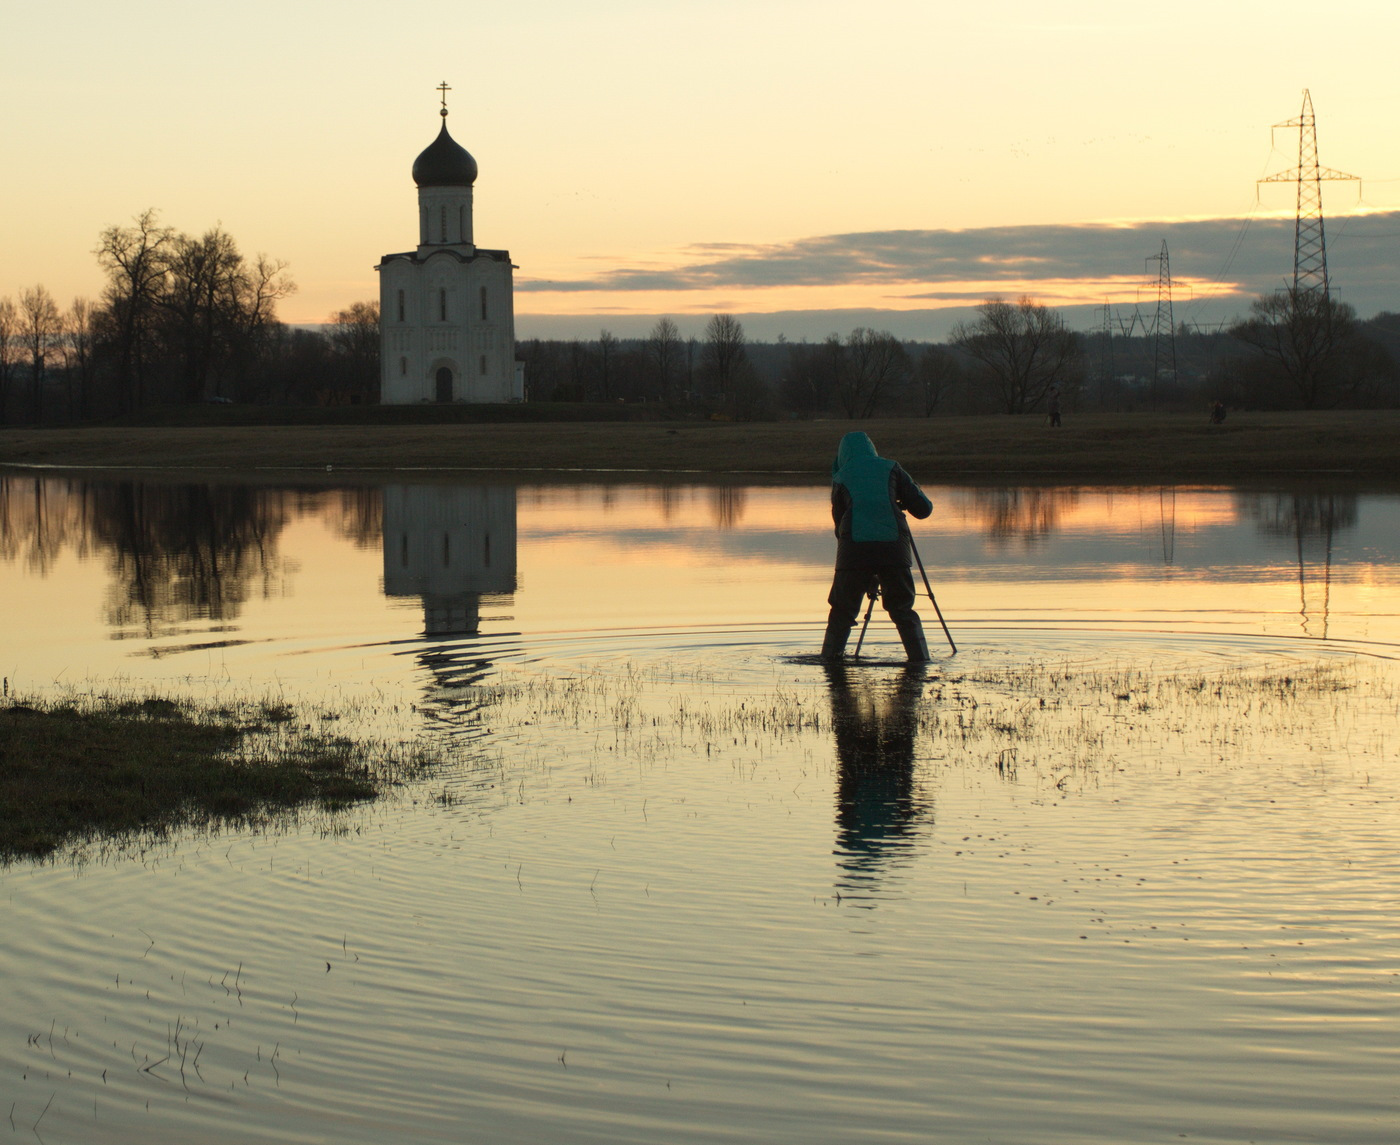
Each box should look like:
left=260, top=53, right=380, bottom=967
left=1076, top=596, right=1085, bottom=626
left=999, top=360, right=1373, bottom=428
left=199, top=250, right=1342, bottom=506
left=1258, top=89, right=1359, bottom=301
left=1115, top=304, right=1145, bottom=338
left=1098, top=300, right=1115, bottom=384
left=1147, top=241, right=1176, bottom=405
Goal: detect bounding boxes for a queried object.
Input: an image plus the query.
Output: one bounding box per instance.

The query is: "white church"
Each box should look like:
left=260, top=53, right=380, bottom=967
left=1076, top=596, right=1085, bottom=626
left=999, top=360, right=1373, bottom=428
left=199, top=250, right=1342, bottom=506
left=377, top=89, right=523, bottom=403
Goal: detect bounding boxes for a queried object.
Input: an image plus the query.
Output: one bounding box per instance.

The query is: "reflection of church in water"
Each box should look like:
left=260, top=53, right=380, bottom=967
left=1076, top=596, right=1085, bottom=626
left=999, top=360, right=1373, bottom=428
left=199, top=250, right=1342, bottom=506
left=382, top=485, right=517, bottom=637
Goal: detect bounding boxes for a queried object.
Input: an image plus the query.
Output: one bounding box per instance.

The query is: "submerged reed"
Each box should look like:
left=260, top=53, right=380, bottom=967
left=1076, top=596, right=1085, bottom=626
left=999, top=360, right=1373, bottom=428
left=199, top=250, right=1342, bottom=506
left=419, top=654, right=1395, bottom=802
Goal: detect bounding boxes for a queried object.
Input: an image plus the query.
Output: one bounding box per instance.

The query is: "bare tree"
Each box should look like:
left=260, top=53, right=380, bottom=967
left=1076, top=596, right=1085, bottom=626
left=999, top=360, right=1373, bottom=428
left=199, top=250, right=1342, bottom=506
left=327, top=301, right=381, bottom=403
left=598, top=328, right=619, bottom=401
left=951, top=297, right=1082, bottom=414
left=19, top=285, right=62, bottom=422
left=779, top=339, right=836, bottom=417
left=225, top=253, right=295, bottom=400
left=94, top=209, right=175, bottom=412
left=645, top=318, right=681, bottom=402
left=1230, top=287, right=1362, bottom=409
left=159, top=226, right=245, bottom=402
left=702, top=313, right=747, bottom=399
left=66, top=298, right=99, bottom=420
left=0, top=297, right=17, bottom=424
left=916, top=344, right=962, bottom=416
left=832, top=328, right=908, bottom=417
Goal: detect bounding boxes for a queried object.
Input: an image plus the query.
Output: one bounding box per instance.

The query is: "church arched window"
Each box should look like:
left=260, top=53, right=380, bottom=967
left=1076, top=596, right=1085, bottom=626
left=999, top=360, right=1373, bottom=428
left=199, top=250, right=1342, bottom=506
left=480, top=354, right=487, bottom=375
left=440, top=206, right=447, bottom=243
left=400, top=356, right=407, bottom=376
left=480, top=286, right=488, bottom=320
left=439, top=289, right=447, bottom=321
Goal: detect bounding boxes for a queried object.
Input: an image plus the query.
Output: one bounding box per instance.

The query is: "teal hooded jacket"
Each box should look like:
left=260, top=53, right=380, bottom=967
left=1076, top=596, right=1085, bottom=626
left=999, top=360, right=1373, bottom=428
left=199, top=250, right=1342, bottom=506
left=830, top=432, right=932, bottom=569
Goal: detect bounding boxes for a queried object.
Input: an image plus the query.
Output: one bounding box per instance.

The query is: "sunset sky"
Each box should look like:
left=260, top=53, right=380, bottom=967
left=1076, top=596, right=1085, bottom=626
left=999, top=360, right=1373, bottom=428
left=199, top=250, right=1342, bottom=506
left=5, top=0, right=1400, bottom=340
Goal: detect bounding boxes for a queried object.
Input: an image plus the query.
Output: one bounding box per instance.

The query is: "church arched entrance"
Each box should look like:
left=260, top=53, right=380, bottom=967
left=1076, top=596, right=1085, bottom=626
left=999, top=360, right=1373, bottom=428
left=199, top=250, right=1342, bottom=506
left=435, top=367, right=454, bottom=403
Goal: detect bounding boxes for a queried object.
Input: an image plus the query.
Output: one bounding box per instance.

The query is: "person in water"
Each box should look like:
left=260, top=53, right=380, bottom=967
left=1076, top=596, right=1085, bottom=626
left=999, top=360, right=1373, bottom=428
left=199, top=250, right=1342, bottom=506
left=821, top=431, right=934, bottom=662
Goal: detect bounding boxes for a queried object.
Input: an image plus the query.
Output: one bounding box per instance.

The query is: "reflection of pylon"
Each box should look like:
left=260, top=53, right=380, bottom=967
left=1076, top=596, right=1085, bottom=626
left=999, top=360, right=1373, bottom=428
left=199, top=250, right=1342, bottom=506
left=1147, top=241, right=1176, bottom=401
left=1258, top=89, right=1359, bottom=301
left=1159, top=487, right=1176, bottom=565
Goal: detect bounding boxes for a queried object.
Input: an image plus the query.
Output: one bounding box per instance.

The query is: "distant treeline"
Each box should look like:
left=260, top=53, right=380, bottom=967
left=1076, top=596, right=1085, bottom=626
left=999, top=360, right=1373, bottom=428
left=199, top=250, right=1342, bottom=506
left=518, top=298, right=1400, bottom=418
left=5, top=212, right=1398, bottom=425
left=0, top=209, right=377, bottom=426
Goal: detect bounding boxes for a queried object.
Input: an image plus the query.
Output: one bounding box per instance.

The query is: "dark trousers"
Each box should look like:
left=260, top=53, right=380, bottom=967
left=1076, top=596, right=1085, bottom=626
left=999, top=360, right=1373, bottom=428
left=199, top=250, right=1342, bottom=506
left=827, top=565, right=918, bottom=626
left=823, top=565, right=927, bottom=660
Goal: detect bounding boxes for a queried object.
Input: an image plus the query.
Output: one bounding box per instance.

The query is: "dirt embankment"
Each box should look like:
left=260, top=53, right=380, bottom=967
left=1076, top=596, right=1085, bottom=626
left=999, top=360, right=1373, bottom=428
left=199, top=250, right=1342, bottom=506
left=2, top=411, right=1398, bottom=483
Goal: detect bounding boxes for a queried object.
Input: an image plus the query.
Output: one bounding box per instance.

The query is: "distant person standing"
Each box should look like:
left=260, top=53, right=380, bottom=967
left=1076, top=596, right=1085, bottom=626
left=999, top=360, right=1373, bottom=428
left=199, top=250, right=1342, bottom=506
left=1047, top=386, right=1062, bottom=427
left=820, top=432, right=934, bottom=663
left=1210, top=400, right=1226, bottom=424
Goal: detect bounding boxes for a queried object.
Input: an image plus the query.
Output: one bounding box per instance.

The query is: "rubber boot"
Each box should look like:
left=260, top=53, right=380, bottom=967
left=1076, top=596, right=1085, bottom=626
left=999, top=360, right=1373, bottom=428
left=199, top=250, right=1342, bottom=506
left=895, top=615, right=930, bottom=663
left=821, top=613, right=854, bottom=661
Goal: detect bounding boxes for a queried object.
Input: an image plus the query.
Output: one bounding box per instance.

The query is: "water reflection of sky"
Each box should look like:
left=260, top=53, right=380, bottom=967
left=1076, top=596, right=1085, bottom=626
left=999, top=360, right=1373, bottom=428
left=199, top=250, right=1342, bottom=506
left=2, top=477, right=1399, bottom=695
left=6, top=473, right=1400, bottom=1145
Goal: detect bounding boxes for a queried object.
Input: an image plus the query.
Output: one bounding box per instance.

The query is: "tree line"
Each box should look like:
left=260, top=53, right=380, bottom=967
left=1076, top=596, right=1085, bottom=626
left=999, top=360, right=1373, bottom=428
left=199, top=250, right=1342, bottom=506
left=4, top=212, right=1397, bottom=424
left=522, top=293, right=1398, bottom=419
left=0, top=209, right=379, bottom=425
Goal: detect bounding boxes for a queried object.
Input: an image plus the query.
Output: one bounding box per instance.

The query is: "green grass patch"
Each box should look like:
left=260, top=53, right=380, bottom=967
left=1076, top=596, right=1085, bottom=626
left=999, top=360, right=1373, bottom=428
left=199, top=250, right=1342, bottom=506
left=0, top=692, right=425, bottom=862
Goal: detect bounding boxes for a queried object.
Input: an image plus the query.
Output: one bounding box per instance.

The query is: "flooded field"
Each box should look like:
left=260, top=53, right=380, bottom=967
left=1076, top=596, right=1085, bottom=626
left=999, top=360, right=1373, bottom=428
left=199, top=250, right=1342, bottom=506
left=2, top=475, right=1399, bottom=1143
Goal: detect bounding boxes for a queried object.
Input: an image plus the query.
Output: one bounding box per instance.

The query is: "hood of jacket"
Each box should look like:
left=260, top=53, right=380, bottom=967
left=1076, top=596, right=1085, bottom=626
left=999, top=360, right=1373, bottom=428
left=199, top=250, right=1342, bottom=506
left=833, top=431, right=879, bottom=476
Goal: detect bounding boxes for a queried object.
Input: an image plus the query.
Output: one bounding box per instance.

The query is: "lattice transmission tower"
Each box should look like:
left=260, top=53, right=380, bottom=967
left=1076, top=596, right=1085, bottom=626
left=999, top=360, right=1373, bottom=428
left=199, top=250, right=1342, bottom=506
left=1147, top=241, right=1176, bottom=404
left=1114, top=306, right=1145, bottom=338
left=1258, top=89, right=1359, bottom=300
left=1097, top=301, right=1114, bottom=383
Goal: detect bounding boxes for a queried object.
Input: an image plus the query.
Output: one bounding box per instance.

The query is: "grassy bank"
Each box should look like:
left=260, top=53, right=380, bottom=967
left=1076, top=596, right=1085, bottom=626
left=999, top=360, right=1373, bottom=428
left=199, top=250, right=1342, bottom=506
left=0, top=692, right=427, bottom=862
left=2, top=409, right=1399, bottom=482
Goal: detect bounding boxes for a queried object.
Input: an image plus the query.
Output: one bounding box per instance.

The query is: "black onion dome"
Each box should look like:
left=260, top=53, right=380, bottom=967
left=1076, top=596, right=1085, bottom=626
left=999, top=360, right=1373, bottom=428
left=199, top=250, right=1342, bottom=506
left=412, top=121, right=478, bottom=187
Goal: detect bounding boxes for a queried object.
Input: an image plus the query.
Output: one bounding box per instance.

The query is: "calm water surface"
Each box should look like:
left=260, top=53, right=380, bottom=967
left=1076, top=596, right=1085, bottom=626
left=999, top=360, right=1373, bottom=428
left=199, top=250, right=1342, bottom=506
left=2, top=475, right=1399, bottom=1143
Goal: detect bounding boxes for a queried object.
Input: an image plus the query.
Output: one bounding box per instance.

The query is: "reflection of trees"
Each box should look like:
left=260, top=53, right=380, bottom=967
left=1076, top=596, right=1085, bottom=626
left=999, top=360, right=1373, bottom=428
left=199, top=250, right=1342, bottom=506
left=825, top=664, right=932, bottom=905
left=708, top=486, right=747, bottom=530
left=968, top=487, right=1080, bottom=549
left=1238, top=491, right=1358, bottom=539
left=0, top=476, right=92, bottom=574
left=649, top=485, right=682, bottom=522
left=319, top=487, right=382, bottom=549
left=86, top=483, right=294, bottom=633
left=1237, top=490, right=1358, bottom=639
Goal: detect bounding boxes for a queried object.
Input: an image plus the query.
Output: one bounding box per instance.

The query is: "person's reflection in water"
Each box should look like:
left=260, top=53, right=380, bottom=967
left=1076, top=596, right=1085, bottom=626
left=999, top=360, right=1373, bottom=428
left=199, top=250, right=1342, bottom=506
left=826, top=663, right=932, bottom=905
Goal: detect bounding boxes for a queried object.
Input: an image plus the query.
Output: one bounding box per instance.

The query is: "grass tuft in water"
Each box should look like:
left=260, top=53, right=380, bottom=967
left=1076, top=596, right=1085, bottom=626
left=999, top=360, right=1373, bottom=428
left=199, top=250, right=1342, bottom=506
left=0, top=690, right=432, bottom=862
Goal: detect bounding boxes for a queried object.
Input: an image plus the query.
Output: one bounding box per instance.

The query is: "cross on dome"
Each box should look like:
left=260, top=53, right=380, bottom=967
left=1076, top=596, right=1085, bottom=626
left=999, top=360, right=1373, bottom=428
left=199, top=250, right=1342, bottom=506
left=411, top=81, right=477, bottom=187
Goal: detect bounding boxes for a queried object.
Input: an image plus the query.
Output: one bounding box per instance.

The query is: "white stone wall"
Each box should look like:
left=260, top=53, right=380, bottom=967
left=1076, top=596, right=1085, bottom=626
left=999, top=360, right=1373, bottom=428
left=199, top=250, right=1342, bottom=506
left=416, top=186, right=474, bottom=247
left=378, top=250, right=517, bottom=404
